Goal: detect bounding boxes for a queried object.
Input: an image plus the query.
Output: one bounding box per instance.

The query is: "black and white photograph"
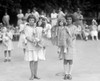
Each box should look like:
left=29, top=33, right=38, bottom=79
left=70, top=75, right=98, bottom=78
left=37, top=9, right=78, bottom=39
left=0, top=0, right=100, bottom=81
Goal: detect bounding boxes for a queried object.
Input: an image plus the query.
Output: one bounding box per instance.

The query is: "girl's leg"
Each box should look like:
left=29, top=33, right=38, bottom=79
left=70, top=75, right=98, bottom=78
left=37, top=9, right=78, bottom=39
left=64, top=47, right=67, bottom=53
left=4, top=50, right=7, bottom=62
left=67, top=61, right=73, bottom=80
left=34, top=61, right=40, bottom=79
left=29, top=61, right=34, bottom=80
left=68, top=62, right=73, bottom=75
left=96, top=35, right=98, bottom=40
left=59, top=47, right=62, bottom=60
left=63, top=59, right=68, bottom=80
left=8, top=50, right=11, bottom=62
left=92, top=36, right=94, bottom=40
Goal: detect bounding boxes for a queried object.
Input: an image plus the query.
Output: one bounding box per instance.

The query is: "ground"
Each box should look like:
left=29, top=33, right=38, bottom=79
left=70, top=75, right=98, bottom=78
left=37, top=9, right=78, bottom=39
left=0, top=40, right=100, bottom=81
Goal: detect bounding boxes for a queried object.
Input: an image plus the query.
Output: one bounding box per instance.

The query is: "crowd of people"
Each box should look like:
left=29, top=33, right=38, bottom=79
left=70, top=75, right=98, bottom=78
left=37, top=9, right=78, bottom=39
left=0, top=7, right=100, bottom=80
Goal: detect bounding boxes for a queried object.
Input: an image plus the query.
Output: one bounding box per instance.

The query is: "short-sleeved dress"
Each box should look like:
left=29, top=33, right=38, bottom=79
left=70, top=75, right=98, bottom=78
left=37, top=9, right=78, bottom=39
left=17, top=14, right=24, bottom=26
left=35, top=27, right=46, bottom=60
left=57, top=26, right=69, bottom=47
left=62, top=25, right=77, bottom=60
left=51, top=13, right=58, bottom=27
left=43, top=23, right=52, bottom=39
left=90, top=25, right=98, bottom=37
left=24, top=25, right=45, bottom=61
left=2, top=31, right=13, bottom=51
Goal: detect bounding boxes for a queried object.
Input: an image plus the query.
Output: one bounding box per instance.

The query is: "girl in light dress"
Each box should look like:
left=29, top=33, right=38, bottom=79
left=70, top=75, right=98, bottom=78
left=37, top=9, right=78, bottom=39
left=43, top=17, right=52, bottom=39
left=2, top=27, right=13, bottom=62
left=90, top=19, right=98, bottom=40
left=18, top=17, right=27, bottom=54
left=35, top=18, right=46, bottom=61
left=17, top=9, right=24, bottom=26
left=82, top=21, right=90, bottom=41
left=63, top=15, right=77, bottom=80
left=24, top=15, right=45, bottom=80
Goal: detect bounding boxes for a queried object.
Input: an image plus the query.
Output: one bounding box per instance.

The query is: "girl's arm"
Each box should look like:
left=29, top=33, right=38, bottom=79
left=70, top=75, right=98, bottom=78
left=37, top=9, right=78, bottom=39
left=6, top=32, right=13, bottom=40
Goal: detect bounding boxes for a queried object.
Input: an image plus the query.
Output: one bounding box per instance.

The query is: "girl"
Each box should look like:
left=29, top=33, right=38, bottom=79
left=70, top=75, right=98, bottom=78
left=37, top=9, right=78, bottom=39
left=90, top=19, right=98, bottom=40
left=24, top=15, right=43, bottom=80
left=56, top=18, right=68, bottom=60
left=43, top=17, right=52, bottom=39
left=63, top=15, right=77, bottom=80
left=18, top=17, right=27, bottom=54
left=35, top=18, right=46, bottom=61
left=2, top=27, right=13, bottom=62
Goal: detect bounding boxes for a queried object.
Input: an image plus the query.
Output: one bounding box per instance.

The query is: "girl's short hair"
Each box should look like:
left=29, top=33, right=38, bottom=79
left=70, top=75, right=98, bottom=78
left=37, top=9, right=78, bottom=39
left=27, top=15, right=36, bottom=23
left=65, top=14, right=74, bottom=23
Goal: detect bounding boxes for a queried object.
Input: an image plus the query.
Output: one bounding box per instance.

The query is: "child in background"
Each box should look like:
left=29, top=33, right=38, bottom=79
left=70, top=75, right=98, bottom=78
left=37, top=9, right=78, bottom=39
left=90, top=19, right=98, bottom=40
left=2, top=27, right=13, bottom=62
left=56, top=18, right=68, bottom=60
left=18, top=17, right=27, bottom=54
left=43, top=17, right=52, bottom=39
left=63, top=15, right=77, bottom=80
left=35, top=17, right=46, bottom=61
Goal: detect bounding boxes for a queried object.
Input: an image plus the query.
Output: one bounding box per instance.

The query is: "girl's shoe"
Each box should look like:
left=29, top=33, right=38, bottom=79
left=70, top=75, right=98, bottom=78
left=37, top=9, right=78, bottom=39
left=64, top=74, right=68, bottom=80
left=4, top=59, right=7, bottom=62
left=67, top=74, right=72, bottom=80
left=34, top=76, right=40, bottom=80
left=29, top=76, right=34, bottom=80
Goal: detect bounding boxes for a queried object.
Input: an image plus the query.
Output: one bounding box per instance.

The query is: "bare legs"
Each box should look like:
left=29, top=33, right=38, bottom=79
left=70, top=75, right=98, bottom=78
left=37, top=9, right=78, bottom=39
left=4, top=50, right=11, bottom=62
left=29, top=61, right=39, bottom=80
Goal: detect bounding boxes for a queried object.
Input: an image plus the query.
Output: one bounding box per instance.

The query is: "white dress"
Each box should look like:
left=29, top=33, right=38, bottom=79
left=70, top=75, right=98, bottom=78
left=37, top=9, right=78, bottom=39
left=24, top=25, right=45, bottom=61
left=35, top=27, right=46, bottom=60
left=17, top=14, right=24, bottom=26
left=18, top=23, right=27, bottom=49
left=2, top=31, right=13, bottom=51
left=91, top=25, right=98, bottom=37
left=43, top=23, right=52, bottom=38
left=51, top=13, right=58, bottom=27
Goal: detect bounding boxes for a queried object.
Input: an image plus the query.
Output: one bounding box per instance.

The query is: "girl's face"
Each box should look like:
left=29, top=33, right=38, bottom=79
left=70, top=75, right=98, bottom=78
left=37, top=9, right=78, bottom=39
left=67, top=17, right=72, bottom=25
left=59, top=21, right=63, bottom=26
left=29, top=18, right=35, bottom=26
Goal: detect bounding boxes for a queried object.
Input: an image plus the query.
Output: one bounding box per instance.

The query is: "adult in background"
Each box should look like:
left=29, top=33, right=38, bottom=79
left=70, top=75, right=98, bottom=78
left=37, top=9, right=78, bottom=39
left=25, top=9, right=31, bottom=20
left=73, top=8, right=84, bottom=29
left=31, top=7, right=40, bottom=22
left=2, top=12, right=10, bottom=27
left=17, top=9, right=24, bottom=27
left=57, top=7, right=65, bottom=20
left=51, top=9, right=58, bottom=27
